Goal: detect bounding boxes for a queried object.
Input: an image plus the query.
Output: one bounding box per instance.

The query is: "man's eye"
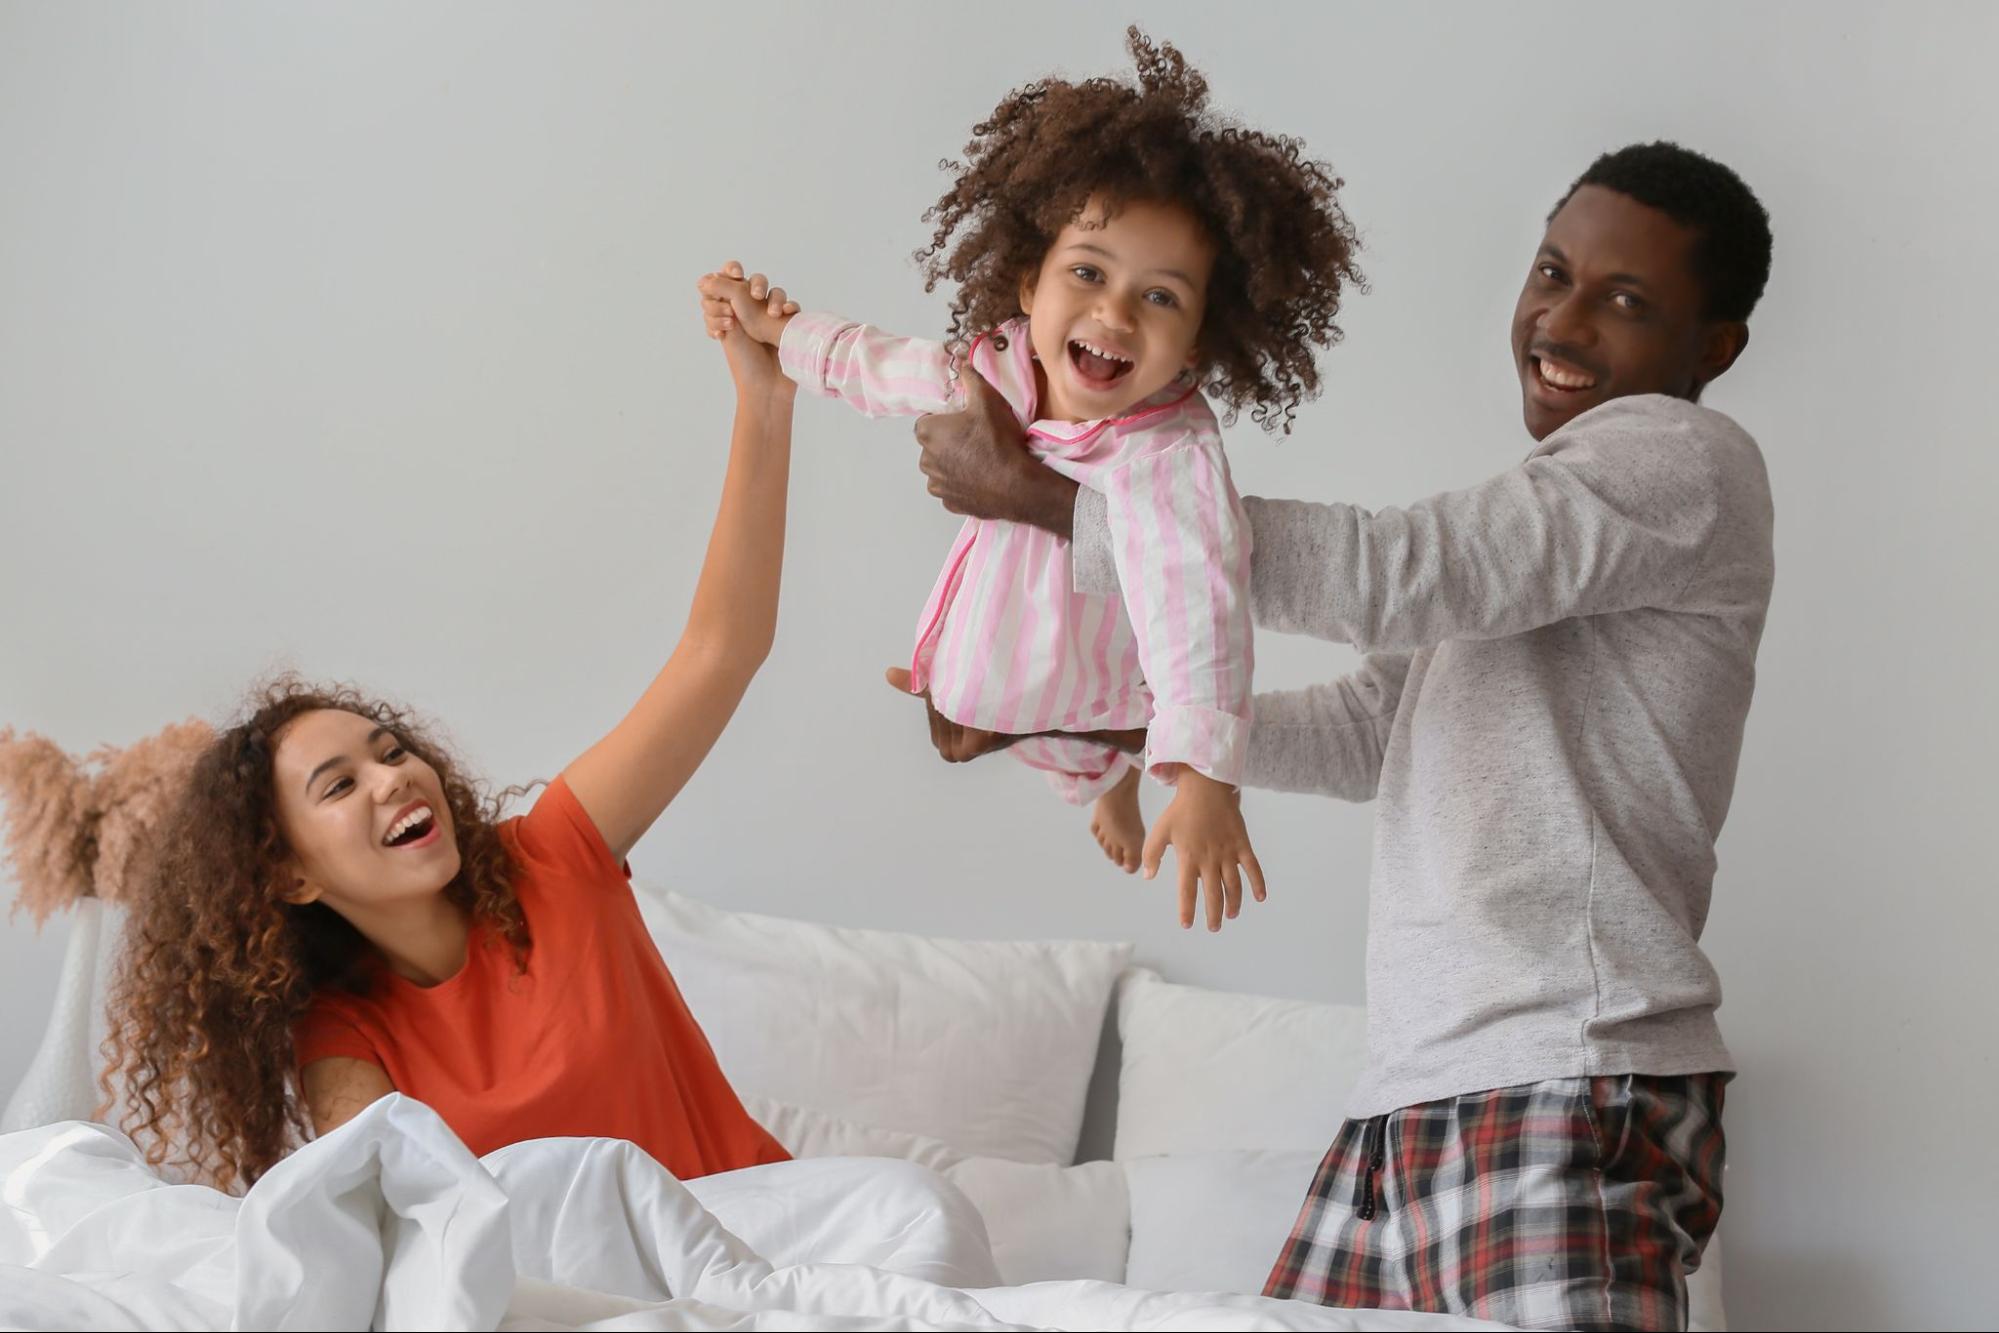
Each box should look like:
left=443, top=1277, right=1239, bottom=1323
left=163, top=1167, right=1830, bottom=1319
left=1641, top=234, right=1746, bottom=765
left=1612, top=291, right=1644, bottom=312
left=1538, top=263, right=1566, bottom=282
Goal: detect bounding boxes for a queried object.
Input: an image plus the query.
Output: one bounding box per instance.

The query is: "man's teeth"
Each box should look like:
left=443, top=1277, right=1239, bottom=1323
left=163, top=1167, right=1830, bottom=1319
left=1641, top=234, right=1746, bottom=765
left=385, top=806, right=432, bottom=844
left=1537, top=359, right=1596, bottom=390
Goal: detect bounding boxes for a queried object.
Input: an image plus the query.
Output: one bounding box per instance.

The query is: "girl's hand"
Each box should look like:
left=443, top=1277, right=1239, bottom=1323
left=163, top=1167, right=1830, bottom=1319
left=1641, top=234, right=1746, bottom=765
left=697, top=261, right=799, bottom=398
left=1141, top=767, right=1267, bottom=932
left=699, top=260, right=799, bottom=346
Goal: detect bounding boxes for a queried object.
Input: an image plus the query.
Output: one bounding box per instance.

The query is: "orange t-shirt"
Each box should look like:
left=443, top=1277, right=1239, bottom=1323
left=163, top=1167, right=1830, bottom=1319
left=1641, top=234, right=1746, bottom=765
left=293, top=776, right=788, bottom=1178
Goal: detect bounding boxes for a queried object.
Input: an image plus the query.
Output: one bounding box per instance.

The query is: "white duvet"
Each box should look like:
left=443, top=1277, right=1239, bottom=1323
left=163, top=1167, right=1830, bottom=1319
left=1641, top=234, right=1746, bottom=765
left=0, top=1095, right=1505, bottom=1332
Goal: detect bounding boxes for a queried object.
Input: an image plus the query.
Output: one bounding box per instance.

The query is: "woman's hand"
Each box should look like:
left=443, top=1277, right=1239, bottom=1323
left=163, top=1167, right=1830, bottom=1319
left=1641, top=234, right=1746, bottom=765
left=699, top=261, right=800, bottom=400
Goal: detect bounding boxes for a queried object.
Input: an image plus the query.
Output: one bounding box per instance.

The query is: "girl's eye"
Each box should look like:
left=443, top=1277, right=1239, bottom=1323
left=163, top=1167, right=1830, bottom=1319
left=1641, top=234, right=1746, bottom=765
left=1145, top=290, right=1178, bottom=308
left=1070, top=265, right=1101, bottom=283
left=383, top=745, right=407, bottom=762
left=324, top=776, right=352, bottom=799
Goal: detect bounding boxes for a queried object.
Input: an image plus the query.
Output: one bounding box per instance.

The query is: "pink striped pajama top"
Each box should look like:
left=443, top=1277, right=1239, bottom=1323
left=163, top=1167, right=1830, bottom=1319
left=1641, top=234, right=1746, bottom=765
left=780, top=311, right=1253, bottom=802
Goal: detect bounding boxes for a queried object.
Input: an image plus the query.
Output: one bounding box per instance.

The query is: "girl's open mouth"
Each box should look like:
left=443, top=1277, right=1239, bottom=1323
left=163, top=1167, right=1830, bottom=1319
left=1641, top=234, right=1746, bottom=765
left=1068, top=338, right=1135, bottom=387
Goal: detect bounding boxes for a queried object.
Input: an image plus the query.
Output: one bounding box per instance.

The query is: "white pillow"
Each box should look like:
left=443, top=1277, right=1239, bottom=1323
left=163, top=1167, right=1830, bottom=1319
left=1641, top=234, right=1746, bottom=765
left=945, top=1155, right=1129, bottom=1287
left=746, top=1095, right=1129, bottom=1287
left=1113, top=968, right=1368, bottom=1159
left=639, top=889, right=1131, bottom=1165
left=1, top=899, right=122, bottom=1133
left=744, top=1093, right=964, bottom=1172
left=1123, top=1149, right=1318, bottom=1295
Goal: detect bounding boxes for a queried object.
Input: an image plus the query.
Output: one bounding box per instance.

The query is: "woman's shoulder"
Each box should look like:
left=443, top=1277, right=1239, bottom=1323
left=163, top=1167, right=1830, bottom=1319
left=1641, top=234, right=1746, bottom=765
left=501, top=775, right=634, bottom=899
left=294, top=981, right=387, bottom=1068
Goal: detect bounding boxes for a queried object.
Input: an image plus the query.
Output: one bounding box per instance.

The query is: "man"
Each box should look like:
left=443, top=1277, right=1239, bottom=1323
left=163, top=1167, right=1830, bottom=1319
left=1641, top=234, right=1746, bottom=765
left=893, top=142, right=1774, bottom=1331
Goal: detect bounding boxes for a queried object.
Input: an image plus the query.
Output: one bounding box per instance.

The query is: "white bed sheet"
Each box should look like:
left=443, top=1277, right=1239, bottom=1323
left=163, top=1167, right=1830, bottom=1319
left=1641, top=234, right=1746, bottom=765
left=0, top=1094, right=1508, bottom=1332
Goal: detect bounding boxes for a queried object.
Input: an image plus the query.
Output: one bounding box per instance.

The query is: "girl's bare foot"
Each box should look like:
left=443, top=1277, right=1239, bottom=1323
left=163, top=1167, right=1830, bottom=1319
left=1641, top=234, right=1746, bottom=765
left=1090, top=767, right=1145, bottom=873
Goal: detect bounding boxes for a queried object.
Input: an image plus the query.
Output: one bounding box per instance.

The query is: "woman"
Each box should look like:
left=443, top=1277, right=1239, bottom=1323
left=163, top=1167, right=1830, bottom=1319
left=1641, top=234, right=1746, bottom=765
left=104, top=265, right=804, bottom=1192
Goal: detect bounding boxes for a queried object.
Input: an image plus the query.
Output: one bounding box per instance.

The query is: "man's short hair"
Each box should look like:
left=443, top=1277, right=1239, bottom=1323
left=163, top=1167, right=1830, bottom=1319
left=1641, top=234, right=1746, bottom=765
left=1556, top=141, right=1773, bottom=323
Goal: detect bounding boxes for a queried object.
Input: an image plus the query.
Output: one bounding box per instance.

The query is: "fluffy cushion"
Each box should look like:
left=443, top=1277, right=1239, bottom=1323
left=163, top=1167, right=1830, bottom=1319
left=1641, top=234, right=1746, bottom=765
left=1114, top=967, right=1367, bottom=1159
left=745, top=1094, right=1129, bottom=1286
left=1123, top=1149, right=1318, bottom=1295
left=639, top=888, right=1130, bottom=1165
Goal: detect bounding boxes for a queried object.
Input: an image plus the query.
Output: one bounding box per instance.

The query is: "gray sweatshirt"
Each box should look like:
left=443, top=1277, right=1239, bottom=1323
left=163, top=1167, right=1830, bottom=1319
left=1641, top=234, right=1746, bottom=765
left=1072, top=394, right=1775, bottom=1116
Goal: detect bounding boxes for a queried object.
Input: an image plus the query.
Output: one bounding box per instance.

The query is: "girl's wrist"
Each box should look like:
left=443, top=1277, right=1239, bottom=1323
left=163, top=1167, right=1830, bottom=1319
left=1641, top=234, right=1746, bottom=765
left=1172, top=767, right=1237, bottom=801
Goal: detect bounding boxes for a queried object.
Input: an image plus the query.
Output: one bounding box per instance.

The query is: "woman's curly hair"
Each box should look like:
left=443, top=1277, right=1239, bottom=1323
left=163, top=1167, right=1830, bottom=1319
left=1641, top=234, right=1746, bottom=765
left=918, top=27, right=1366, bottom=433
left=100, top=677, right=531, bottom=1193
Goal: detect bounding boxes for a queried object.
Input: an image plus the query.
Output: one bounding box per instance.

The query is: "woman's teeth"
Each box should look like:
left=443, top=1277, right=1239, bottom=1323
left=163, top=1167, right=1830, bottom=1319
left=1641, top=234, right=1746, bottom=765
left=384, top=805, right=434, bottom=846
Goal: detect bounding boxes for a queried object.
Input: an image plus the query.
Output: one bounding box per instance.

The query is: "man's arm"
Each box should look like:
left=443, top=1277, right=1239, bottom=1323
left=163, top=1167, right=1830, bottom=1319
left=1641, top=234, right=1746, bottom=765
left=1073, top=397, right=1760, bottom=651
left=1241, top=656, right=1412, bottom=801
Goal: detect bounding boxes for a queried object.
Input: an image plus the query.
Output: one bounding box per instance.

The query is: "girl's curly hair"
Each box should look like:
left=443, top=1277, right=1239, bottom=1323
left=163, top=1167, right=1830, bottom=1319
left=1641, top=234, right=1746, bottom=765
left=918, top=27, right=1366, bottom=433
left=100, top=677, right=532, bottom=1193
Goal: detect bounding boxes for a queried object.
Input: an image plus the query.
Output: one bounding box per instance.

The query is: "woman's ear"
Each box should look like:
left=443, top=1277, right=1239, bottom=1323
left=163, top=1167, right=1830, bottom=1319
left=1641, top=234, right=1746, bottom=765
left=280, top=865, right=323, bottom=906
left=1017, top=271, right=1037, bottom=317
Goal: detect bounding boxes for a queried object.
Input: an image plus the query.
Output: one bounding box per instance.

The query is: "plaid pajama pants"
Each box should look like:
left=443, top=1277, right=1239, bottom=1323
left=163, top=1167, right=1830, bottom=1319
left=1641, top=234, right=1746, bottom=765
left=1264, top=1073, right=1727, bottom=1332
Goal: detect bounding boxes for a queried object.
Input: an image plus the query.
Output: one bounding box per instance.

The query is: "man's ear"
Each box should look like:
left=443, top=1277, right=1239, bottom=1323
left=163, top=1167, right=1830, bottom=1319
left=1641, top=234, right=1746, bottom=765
left=1691, top=320, right=1749, bottom=399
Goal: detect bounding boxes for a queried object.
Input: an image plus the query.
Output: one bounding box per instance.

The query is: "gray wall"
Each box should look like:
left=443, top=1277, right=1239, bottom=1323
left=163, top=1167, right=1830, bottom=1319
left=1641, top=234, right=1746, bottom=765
left=3, top=4, right=1994, bottom=1328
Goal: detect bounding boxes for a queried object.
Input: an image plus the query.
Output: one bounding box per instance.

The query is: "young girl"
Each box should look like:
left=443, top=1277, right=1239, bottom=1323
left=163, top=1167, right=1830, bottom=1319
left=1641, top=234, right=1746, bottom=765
left=102, top=266, right=805, bottom=1190
left=705, top=30, right=1362, bottom=931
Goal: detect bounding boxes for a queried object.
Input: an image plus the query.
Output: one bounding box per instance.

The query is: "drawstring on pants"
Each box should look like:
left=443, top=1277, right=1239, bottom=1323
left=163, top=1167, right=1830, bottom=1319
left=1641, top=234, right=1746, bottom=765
left=1352, top=1114, right=1390, bottom=1221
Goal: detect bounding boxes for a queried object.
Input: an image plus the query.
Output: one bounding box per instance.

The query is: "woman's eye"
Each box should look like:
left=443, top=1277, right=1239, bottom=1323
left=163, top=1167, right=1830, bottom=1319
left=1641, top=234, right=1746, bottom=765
left=324, top=777, right=352, bottom=798
left=1070, top=266, right=1100, bottom=283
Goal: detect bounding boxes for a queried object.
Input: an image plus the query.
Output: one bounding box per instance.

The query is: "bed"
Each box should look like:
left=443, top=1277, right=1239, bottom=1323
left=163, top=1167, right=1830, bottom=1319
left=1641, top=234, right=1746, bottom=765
left=0, top=887, right=1723, bottom=1330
